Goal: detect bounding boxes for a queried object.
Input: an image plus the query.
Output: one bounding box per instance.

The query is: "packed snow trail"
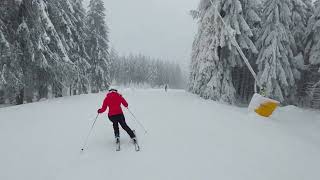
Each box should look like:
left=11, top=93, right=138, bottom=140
left=0, top=89, right=320, bottom=180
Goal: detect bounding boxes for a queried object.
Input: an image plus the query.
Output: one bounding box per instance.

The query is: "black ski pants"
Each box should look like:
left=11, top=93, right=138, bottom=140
left=108, top=114, right=135, bottom=138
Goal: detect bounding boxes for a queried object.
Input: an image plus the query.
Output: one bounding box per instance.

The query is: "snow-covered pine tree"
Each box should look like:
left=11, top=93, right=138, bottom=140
left=256, top=0, right=303, bottom=104
left=291, top=0, right=313, bottom=56
left=0, top=0, right=24, bottom=104
left=0, top=23, right=21, bottom=104
left=86, top=0, right=111, bottom=93
left=305, top=0, right=320, bottom=70
left=47, top=0, right=91, bottom=95
left=291, top=0, right=314, bottom=105
left=109, top=47, right=119, bottom=82
left=189, top=0, right=257, bottom=104
left=0, top=19, right=12, bottom=102
left=110, top=54, right=184, bottom=88
left=0, top=26, right=8, bottom=88
left=116, top=56, right=127, bottom=85
left=173, top=64, right=185, bottom=89
left=233, top=0, right=262, bottom=103
left=304, top=0, right=320, bottom=108
left=147, top=60, right=158, bottom=87
left=17, top=0, right=76, bottom=99
left=16, top=20, right=36, bottom=103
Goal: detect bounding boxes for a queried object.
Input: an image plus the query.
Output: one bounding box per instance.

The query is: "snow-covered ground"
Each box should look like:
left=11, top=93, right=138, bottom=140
left=0, top=89, right=320, bottom=180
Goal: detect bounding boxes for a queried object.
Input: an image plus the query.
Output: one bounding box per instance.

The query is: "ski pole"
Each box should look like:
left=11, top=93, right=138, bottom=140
left=81, top=114, right=99, bottom=152
left=126, top=108, right=148, bottom=134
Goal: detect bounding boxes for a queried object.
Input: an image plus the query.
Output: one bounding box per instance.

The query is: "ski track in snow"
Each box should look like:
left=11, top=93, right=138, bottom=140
left=0, top=89, right=320, bottom=180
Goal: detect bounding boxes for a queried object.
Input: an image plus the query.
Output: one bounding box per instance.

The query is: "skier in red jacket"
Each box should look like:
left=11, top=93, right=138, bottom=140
left=97, top=88, right=136, bottom=142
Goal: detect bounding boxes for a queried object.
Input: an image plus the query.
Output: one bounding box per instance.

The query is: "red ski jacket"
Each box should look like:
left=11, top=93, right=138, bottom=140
left=98, top=92, right=128, bottom=116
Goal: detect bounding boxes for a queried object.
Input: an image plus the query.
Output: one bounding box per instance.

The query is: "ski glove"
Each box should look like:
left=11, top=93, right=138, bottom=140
left=97, top=109, right=103, bottom=114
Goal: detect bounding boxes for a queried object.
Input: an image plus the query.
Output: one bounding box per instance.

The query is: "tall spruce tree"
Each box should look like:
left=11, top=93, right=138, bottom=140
left=86, top=0, right=111, bottom=93
left=305, top=0, right=320, bottom=69
left=17, top=0, right=76, bottom=99
left=232, top=0, right=262, bottom=103
left=0, top=20, right=23, bottom=104
left=189, top=0, right=257, bottom=104
left=291, top=0, right=314, bottom=105
left=0, top=0, right=113, bottom=105
left=256, top=0, right=303, bottom=103
left=291, top=0, right=313, bottom=56
left=16, top=20, right=36, bottom=102
left=0, top=0, right=24, bottom=104
left=304, top=0, right=320, bottom=108
left=47, top=0, right=91, bottom=95
left=109, top=47, right=119, bottom=82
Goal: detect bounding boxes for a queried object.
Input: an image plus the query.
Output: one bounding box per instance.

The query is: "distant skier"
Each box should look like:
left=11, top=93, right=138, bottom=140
left=97, top=88, right=136, bottom=143
left=165, top=84, right=168, bottom=92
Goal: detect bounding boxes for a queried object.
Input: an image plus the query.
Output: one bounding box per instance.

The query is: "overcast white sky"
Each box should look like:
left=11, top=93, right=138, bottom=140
left=83, top=0, right=198, bottom=68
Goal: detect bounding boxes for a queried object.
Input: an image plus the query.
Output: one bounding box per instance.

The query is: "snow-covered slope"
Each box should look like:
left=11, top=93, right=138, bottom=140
left=0, top=89, right=319, bottom=180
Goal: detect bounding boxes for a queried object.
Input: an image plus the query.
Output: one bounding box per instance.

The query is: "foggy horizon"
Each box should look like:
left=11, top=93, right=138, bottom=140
left=83, top=0, right=198, bottom=68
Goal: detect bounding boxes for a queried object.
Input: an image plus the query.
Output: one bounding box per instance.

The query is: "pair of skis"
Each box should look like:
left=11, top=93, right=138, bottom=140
left=115, top=138, right=140, bottom=151
left=116, top=131, right=140, bottom=152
